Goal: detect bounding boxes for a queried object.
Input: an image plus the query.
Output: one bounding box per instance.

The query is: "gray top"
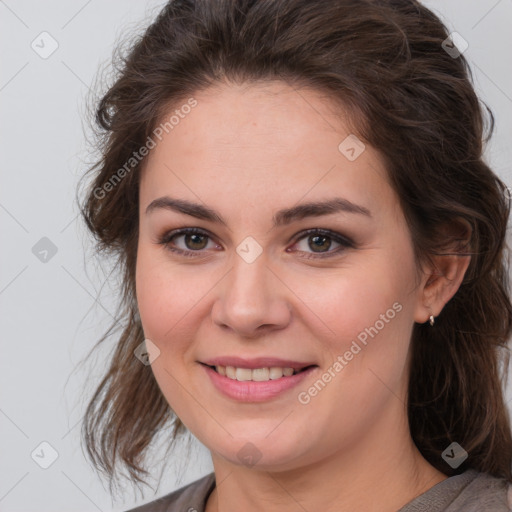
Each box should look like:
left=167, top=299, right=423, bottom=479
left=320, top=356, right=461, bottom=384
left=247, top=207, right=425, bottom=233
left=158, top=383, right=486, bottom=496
left=125, top=469, right=512, bottom=512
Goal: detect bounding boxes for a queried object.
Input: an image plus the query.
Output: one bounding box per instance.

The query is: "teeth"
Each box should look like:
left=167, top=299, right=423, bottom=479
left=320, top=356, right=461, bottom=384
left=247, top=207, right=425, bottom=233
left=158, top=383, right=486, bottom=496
left=216, top=365, right=300, bottom=381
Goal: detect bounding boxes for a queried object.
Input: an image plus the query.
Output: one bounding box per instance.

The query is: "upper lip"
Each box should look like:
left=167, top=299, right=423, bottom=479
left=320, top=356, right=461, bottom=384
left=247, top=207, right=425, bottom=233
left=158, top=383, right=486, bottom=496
left=201, top=356, right=317, bottom=370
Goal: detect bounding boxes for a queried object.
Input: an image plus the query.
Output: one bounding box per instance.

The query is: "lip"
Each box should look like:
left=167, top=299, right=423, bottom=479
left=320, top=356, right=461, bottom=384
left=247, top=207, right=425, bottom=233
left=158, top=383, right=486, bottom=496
left=202, top=356, right=315, bottom=370
left=201, top=363, right=318, bottom=402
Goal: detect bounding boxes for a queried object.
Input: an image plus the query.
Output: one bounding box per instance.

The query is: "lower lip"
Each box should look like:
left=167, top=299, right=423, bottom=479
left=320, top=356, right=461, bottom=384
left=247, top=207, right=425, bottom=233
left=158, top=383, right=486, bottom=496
left=202, top=364, right=317, bottom=402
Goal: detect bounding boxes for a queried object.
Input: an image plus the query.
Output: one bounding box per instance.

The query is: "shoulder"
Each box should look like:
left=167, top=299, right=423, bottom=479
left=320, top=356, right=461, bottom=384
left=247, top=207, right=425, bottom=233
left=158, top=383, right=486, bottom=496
left=124, top=473, right=216, bottom=512
left=448, top=470, right=512, bottom=512
left=400, top=469, right=512, bottom=512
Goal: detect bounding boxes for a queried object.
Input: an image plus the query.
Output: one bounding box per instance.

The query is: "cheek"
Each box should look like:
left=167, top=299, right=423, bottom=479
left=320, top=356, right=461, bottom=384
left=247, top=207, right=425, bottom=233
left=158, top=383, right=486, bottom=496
left=291, top=265, right=409, bottom=340
left=135, top=245, right=217, bottom=352
left=135, top=245, right=183, bottom=344
left=287, top=258, right=416, bottom=396
left=291, top=270, right=414, bottom=438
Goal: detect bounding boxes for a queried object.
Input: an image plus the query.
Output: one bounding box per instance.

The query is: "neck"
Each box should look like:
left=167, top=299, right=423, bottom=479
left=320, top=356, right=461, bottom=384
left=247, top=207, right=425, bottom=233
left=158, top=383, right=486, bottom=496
left=205, top=411, right=447, bottom=512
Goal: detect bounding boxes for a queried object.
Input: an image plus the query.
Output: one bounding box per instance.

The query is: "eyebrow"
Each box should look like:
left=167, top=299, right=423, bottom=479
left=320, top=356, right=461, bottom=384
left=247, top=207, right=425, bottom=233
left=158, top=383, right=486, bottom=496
left=145, top=196, right=372, bottom=227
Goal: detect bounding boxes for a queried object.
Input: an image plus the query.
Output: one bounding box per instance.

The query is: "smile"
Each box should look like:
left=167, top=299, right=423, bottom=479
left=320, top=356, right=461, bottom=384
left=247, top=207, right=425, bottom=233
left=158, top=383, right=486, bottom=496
left=200, top=362, right=318, bottom=402
left=211, top=364, right=312, bottom=381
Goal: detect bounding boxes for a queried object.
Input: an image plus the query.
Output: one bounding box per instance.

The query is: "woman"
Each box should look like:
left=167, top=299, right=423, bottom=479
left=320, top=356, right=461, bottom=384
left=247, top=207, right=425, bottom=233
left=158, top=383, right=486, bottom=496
left=80, top=0, right=512, bottom=510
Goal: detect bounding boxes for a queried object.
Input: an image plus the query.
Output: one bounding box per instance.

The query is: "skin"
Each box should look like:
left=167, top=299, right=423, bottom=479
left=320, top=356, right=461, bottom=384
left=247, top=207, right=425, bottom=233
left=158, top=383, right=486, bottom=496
left=135, top=81, right=470, bottom=512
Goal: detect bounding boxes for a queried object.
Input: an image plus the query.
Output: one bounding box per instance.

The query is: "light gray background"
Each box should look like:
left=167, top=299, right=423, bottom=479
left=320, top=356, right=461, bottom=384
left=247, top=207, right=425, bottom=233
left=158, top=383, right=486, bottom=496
left=1, top=1, right=511, bottom=511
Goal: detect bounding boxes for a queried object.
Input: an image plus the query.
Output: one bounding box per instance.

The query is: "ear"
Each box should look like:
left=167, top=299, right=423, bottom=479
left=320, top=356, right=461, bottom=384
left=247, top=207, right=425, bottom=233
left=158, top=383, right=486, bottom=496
left=414, top=219, right=472, bottom=324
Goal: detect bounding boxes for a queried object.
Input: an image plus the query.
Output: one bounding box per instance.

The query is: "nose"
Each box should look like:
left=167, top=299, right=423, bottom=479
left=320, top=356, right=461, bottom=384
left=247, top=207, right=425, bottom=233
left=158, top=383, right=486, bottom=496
left=211, top=252, right=292, bottom=338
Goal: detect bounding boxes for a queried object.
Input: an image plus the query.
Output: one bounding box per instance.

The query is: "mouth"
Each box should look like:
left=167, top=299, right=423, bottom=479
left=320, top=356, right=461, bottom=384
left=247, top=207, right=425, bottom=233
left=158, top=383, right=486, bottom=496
left=199, top=360, right=319, bottom=402
left=202, top=363, right=317, bottom=382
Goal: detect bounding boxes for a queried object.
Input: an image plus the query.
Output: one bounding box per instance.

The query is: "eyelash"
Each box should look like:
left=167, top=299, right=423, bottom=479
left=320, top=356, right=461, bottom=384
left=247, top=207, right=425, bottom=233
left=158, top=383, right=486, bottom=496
left=157, top=227, right=354, bottom=259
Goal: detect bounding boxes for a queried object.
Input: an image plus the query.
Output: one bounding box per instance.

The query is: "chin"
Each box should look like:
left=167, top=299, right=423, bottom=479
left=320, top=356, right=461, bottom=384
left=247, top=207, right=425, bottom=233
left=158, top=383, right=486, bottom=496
left=203, top=427, right=317, bottom=471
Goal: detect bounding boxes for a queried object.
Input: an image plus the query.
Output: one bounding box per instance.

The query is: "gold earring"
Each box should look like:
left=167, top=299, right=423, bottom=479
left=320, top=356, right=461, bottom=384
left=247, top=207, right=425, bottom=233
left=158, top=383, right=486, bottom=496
left=429, top=315, right=435, bottom=326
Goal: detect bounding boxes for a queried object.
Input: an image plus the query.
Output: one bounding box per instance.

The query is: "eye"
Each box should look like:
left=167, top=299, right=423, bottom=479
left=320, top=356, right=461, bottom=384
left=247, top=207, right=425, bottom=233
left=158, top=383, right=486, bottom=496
left=288, top=228, right=354, bottom=259
left=158, top=227, right=354, bottom=259
left=158, top=227, right=220, bottom=257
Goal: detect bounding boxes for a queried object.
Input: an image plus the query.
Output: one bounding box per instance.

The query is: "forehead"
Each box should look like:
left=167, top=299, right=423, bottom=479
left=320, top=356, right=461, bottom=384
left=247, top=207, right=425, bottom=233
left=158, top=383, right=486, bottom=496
left=140, top=81, right=397, bottom=222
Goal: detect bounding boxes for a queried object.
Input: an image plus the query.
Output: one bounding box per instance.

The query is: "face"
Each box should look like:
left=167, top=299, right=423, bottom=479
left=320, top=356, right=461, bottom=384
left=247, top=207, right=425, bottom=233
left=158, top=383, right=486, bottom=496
left=136, top=81, right=426, bottom=471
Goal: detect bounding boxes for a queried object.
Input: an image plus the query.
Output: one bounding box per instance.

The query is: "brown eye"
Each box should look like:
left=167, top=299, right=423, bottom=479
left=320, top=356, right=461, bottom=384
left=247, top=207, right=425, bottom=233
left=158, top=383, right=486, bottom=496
left=308, top=234, right=332, bottom=253
left=289, top=228, right=354, bottom=259
left=183, top=233, right=209, bottom=250
left=158, top=228, right=220, bottom=256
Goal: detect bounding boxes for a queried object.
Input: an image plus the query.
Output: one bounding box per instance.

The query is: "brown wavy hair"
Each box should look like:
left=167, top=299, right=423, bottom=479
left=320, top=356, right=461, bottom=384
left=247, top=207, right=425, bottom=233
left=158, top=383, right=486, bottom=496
left=79, top=0, right=512, bottom=495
